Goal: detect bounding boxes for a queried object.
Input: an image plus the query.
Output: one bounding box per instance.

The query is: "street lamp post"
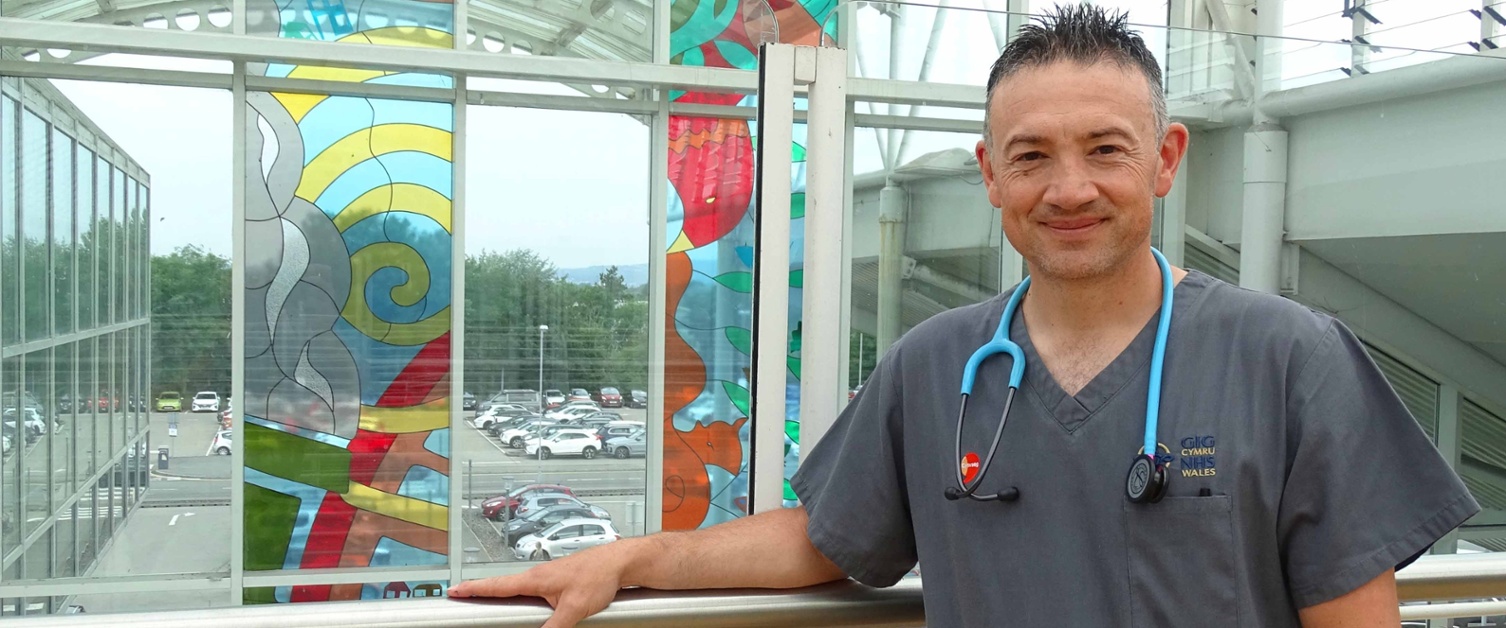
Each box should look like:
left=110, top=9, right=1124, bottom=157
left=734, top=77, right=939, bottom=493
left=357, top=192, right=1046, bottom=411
left=537, top=324, right=548, bottom=482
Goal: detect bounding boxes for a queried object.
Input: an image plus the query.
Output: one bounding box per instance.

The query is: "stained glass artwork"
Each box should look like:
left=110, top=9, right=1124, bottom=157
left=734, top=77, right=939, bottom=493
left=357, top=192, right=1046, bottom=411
left=242, top=5, right=454, bottom=600
left=663, top=0, right=836, bottom=530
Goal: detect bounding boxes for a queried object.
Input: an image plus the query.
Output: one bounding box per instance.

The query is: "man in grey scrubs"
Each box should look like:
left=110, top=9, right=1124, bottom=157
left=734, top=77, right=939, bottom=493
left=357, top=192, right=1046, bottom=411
left=451, top=6, right=1477, bottom=627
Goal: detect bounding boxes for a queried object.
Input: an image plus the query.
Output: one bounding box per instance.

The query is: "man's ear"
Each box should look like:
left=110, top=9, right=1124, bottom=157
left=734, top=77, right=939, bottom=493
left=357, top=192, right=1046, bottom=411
left=977, top=140, right=1004, bottom=208
left=1155, top=122, right=1190, bottom=198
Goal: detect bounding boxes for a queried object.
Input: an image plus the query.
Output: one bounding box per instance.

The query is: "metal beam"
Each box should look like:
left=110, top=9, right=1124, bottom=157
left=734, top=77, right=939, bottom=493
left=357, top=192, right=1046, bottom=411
left=797, top=45, right=849, bottom=453
left=0, top=18, right=756, bottom=93
left=749, top=43, right=796, bottom=515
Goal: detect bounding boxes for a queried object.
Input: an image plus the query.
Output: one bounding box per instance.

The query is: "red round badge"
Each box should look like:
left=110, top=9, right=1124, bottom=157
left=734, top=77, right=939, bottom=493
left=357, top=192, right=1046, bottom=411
left=960, top=452, right=982, bottom=485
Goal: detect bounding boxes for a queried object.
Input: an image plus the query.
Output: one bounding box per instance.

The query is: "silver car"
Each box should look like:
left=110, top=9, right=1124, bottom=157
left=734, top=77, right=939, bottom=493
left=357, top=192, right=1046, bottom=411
left=605, top=430, right=646, bottom=459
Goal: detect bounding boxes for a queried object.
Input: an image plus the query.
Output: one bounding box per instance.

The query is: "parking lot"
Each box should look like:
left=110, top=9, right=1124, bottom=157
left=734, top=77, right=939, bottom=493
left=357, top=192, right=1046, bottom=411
left=453, top=404, right=649, bottom=562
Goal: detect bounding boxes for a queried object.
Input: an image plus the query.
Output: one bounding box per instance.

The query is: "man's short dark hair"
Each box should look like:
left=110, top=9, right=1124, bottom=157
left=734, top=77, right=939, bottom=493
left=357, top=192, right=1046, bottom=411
left=983, top=4, right=1168, bottom=145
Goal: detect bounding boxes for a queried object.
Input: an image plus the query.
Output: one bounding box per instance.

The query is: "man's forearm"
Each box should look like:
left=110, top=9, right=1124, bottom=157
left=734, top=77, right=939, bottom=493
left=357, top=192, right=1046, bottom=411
left=615, top=506, right=846, bottom=591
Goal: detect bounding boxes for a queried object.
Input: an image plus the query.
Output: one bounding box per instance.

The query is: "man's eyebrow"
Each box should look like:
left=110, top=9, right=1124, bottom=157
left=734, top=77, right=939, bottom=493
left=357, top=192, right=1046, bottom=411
left=1086, top=127, right=1135, bottom=141
left=1002, top=134, right=1046, bottom=152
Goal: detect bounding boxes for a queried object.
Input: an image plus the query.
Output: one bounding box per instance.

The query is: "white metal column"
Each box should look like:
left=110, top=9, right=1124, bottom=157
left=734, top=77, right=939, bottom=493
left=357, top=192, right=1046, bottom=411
left=749, top=44, right=797, bottom=515
left=644, top=0, right=670, bottom=536
left=228, top=61, right=247, bottom=605
left=799, top=45, right=849, bottom=457
left=1241, top=0, right=1288, bottom=295
left=750, top=43, right=848, bottom=513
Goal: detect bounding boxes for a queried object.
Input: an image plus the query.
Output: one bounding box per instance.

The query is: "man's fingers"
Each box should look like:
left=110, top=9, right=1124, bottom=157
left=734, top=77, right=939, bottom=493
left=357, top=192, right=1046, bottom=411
left=540, top=603, right=590, bottom=628
left=448, top=574, right=531, bottom=599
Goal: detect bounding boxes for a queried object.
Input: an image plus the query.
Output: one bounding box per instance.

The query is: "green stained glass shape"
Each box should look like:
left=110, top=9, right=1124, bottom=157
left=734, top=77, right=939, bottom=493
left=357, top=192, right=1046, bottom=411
left=722, top=380, right=751, bottom=417
left=245, top=423, right=352, bottom=494
left=244, top=484, right=302, bottom=571
left=713, top=271, right=754, bottom=293
left=725, top=327, right=752, bottom=356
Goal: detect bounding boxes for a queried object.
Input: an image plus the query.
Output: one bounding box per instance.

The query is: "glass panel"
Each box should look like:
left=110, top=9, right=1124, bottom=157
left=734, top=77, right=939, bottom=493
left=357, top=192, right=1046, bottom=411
left=247, top=0, right=454, bottom=45
left=79, top=338, right=96, bottom=479
left=463, top=0, right=650, bottom=62
left=244, top=89, right=452, bottom=601
left=1363, top=0, right=1480, bottom=55
left=459, top=105, right=649, bottom=564
left=51, top=128, right=72, bottom=335
left=115, top=331, right=126, bottom=459
left=1, top=357, right=19, bottom=558
left=94, top=155, right=108, bottom=325
left=53, top=343, right=72, bottom=507
left=848, top=125, right=1006, bottom=336
left=2, top=95, right=16, bottom=345
left=23, top=350, right=57, bottom=542
left=21, top=108, right=48, bottom=342
left=661, top=0, right=836, bottom=532
left=76, top=144, right=93, bottom=329
left=53, top=501, right=74, bottom=579
left=113, top=167, right=125, bottom=323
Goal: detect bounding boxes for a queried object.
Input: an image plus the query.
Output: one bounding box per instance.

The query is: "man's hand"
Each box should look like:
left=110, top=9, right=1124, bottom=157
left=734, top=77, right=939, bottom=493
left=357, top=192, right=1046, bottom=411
left=446, top=507, right=845, bottom=628
left=448, top=541, right=632, bottom=628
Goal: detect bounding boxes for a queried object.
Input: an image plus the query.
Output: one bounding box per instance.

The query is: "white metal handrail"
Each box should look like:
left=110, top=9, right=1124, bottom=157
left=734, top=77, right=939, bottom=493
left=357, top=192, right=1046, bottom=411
left=9, top=553, right=1506, bottom=626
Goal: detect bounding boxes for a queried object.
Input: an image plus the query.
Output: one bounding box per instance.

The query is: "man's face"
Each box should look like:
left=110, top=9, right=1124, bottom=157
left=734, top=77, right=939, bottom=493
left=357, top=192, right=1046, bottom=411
left=977, top=60, right=1188, bottom=281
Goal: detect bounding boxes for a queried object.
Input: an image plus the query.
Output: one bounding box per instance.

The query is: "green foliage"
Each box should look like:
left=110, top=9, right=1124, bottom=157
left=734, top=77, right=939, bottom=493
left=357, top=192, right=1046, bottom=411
left=151, top=245, right=232, bottom=395
left=462, top=251, right=650, bottom=400
left=147, top=247, right=651, bottom=402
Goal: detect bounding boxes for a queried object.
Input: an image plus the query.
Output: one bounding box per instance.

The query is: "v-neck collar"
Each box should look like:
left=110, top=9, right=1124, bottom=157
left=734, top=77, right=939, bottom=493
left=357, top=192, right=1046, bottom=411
left=1009, top=270, right=1214, bottom=434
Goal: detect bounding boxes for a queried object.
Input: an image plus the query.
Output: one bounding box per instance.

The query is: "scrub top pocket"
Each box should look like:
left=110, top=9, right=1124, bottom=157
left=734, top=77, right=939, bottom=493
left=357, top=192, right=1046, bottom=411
left=1123, top=495, right=1238, bottom=628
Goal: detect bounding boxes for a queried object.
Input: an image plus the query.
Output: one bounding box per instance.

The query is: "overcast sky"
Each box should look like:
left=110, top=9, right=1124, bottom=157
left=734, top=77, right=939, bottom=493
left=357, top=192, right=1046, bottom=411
left=44, top=0, right=1462, bottom=268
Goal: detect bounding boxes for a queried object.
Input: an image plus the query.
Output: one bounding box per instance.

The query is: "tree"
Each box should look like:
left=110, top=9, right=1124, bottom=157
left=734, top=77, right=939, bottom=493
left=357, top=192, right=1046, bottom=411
left=150, top=245, right=231, bottom=394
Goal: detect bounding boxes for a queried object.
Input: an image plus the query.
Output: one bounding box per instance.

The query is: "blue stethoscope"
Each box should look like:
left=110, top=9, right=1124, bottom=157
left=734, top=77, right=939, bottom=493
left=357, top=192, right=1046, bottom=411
left=944, top=248, right=1175, bottom=505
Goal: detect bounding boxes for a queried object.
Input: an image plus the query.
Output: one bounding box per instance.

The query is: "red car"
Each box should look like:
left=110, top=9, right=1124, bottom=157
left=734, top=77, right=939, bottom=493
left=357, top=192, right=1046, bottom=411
left=598, top=387, right=622, bottom=408
left=480, top=484, right=576, bottom=521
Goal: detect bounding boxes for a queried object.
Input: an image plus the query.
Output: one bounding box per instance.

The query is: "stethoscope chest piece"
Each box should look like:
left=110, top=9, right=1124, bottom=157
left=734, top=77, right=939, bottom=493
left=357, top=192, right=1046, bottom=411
left=1125, top=454, right=1168, bottom=503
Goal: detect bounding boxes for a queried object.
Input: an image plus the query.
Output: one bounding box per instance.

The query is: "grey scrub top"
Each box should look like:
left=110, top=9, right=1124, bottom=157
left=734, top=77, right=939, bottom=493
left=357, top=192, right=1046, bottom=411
left=791, top=270, right=1478, bottom=628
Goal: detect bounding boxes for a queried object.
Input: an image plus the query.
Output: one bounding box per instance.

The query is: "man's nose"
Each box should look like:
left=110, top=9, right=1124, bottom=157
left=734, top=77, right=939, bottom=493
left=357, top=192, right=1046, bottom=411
left=1041, top=157, right=1100, bottom=211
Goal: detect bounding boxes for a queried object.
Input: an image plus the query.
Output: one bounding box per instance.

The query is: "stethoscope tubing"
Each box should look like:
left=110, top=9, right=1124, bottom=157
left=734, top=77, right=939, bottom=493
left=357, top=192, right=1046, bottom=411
left=951, top=248, right=1175, bottom=503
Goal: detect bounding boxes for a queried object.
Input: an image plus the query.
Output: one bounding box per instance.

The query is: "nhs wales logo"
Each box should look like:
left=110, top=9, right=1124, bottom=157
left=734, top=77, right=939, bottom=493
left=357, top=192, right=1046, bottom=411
left=1178, top=434, right=1217, bottom=478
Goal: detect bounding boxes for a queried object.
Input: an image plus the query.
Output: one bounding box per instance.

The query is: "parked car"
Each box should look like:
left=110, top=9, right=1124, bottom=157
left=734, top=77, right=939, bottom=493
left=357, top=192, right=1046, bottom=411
left=3, top=408, right=48, bottom=439
left=524, top=429, right=603, bottom=460
left=626, top=390, right=648, bottom=409
left=513, top=518, right=621, bottom=561
left=486, top=413, right=542, bottom=438
left=545, top=405, right=600, bottom=423
left=514, top=493, right=590, bottom=518
left=606, top=430, right=647, bottom=459
left=596, top=387, right=623, bottom=408
left=542, top=389, right=566, bottom=408
left=567, top=388, right=592, bottom=403
left=498, top=419, right=560, bottom=449
left=96, top=393, right=117, bottom=411
left=208, top=429, right=233, bottom=455
left=501, top=504, right=611, bottom=545
left=472, top=403, right=531, bottom=428
left=461, top=391, right=476, bottom=411
left=191, top=391, right=220, bottom=413
left=479, top=483, right=576, bottom=520
left=57, top=395, right=73, bottom=414
left=596, top=421, right=644, bottom=443
left=155, top=391, right=183, bottom=412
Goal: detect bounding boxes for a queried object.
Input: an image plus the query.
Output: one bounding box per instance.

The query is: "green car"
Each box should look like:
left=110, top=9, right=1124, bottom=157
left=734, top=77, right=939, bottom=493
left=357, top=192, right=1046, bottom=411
left=155, top=391, right=183, bottom=412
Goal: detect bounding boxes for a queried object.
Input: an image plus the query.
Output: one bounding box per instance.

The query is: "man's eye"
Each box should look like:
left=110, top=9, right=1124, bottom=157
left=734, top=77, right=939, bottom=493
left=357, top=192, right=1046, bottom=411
left=1093, top=145, right=1120, bottom=155
left=1015, top=152, right=1044, bottom=162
